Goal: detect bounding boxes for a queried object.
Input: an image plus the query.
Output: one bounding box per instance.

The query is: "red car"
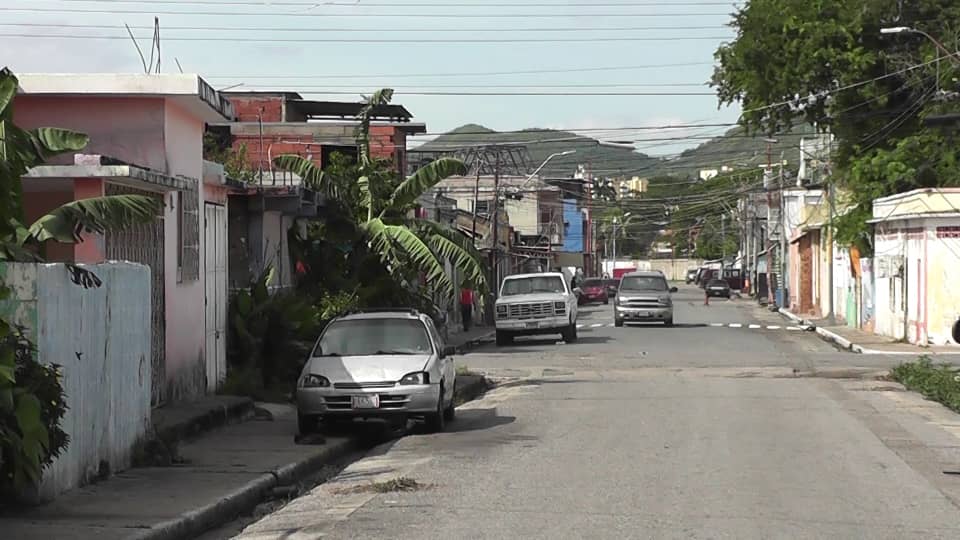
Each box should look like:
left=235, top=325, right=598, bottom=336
left=578, top=278, right=609, bottom=305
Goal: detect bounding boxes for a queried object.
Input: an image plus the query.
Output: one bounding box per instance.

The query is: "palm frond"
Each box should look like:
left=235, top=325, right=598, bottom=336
left=415, top=219, right=489, bottom=294
left=362, top=217, right=453, bottom=297
left=0, top=68, right=17, bottom=119
left=27, top=128, right=89, bottom=164
left=27, top=195, right=162, bottom=244
left=385, top=158, right=468, bottom=215
left=272, top=154, right=326, bottom=192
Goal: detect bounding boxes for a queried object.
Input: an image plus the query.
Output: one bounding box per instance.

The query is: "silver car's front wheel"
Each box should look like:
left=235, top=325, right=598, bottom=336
left=424, top=384, right=446, bottom=432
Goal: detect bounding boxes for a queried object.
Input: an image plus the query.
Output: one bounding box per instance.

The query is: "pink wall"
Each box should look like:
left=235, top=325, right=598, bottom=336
left=16, top=94, right=223, bottom=402
left=14, top=97, right=167, bottom=171
left=204, top=184, right=230, bottom=205
left=73, top=179, right=106, bottom=264
left=161, top=100, right=208, bottom=402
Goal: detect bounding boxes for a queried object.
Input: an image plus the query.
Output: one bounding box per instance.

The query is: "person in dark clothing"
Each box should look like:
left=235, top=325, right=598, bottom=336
left=460, top=283, right=474, bottom=332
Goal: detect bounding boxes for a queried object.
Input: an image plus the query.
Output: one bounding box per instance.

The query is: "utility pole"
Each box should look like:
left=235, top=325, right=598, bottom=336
left=825, top=179, right=836, bottom=323
left=471, top=156, right=482, bottom=247
left=612, top=219, right=618, bottom=270
left=490, top=151, right=501, bottom=297
left=778, top=152, right=787, bottom=309
left=764, top=138, right=777, bottom=305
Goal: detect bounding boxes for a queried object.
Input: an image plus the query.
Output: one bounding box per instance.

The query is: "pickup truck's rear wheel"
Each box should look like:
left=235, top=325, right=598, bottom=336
left=495, top=330, right=513, bottom=346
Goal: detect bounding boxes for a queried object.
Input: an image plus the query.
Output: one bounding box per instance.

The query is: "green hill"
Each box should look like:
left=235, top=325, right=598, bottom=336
left=414, top=124, right=658, bottom=179
left=643, top=124, right=819, bottom=179
left=414, top=123, right=818, bottom=181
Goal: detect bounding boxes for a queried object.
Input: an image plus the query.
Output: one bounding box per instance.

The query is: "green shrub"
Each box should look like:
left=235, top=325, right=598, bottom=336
left=890, top=356, right=960, bottom=412
left=0, top=312, right=69, bottom=492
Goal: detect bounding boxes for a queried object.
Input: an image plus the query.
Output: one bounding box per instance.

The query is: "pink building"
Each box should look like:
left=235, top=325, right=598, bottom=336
left=15, top=74, right=235, bottom=405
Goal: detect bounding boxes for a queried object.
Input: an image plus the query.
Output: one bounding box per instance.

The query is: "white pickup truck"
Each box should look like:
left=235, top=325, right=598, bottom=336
left=494, top=272, right=579, bottom=346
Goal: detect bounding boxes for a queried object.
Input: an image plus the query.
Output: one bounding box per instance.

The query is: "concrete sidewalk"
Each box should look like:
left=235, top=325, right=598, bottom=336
left=0, top=403, right=359, bottom=540
left=0, top=331, right=493, bottom=540
left=779, top=308, right=959, bottom=356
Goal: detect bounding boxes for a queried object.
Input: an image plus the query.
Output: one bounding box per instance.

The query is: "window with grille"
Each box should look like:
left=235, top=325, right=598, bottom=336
left=178, top=188, right=200, bottom=281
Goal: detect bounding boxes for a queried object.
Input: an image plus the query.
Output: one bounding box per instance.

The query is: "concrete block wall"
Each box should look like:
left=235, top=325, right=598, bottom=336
left=0, top=262, right=151, bottom=501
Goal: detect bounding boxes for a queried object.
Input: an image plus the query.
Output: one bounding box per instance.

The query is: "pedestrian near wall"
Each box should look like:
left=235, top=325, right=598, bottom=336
left=460, top=282, right=474, bottom=332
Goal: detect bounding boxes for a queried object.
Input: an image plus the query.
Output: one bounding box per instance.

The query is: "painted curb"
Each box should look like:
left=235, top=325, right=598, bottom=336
left=128, top=439, right=357, bottom=540
left=815, top=326, right=853, bottom=351
left=451, top=331, right=495, bottom=354
left=128, top=377, right=491, bottom=540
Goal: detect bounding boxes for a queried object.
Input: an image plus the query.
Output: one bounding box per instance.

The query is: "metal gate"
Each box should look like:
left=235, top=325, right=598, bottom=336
left=204, top=203, right=227, bottom=392
left=104, top=183, right=167, bottom=406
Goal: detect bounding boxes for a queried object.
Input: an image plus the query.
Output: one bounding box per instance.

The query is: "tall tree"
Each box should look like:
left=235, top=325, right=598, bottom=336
left=274, top=89, right=489, bottom=298
left=712, top=0, right=960, bottom=253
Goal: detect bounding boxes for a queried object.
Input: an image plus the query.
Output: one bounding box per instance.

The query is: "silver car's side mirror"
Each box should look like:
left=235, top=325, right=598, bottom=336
left=669, top=287, right=678, bottom=293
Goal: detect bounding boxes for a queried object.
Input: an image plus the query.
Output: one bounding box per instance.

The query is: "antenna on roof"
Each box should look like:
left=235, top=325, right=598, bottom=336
left=123, top=22, right=149, bottom=74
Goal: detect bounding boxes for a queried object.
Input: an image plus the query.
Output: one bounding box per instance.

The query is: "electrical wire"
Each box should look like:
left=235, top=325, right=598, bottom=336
left=0, top=6, right=738, bottom=18
left=206, top=61, right=716, bottom=80
left=0, top=22, right=730, bottom=33
left=51, top=0, right=742, bottom=6
left=0, top=33, right=732, bottom=43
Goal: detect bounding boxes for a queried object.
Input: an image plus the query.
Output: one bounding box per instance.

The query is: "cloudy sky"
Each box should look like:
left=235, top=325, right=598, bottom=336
left=0, top=0, right=744, bottom=155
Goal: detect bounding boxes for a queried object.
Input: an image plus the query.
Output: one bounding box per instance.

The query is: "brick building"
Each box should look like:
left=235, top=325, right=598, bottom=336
left=213, top=91, right=426, bottom=178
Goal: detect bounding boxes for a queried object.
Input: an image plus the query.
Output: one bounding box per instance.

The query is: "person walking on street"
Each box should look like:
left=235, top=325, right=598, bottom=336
left=460, top=282, right=474, bottom=332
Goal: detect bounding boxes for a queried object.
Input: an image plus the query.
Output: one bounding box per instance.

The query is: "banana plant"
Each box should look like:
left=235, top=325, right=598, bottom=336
left=0, top=67, right=161, bottom=262
left=273, top=89, right=488, bottom=298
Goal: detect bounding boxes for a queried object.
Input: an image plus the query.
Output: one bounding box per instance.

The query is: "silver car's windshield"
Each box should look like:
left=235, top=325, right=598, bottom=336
left=501, top=276, right=566, bottom=296
left=314, top=319, right=432, bottom=357
left=620, top=276, right=668, bottom=292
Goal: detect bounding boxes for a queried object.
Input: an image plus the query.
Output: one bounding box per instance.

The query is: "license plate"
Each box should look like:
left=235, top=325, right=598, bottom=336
left=351, top=395, right=380, bottom=409
left=525, top=322, right=539, bottom=328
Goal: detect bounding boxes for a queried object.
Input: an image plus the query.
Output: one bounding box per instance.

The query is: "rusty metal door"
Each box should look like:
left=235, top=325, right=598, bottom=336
left=104, top=183, right=167, bottom=406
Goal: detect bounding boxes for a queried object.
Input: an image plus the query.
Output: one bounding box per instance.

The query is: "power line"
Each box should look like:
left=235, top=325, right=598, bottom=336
left=205, top=61, right=716, bottom=80
left=52, top=0, right=741, bottom=6
left=291, top=90, right=718, bottom=96
left=0, top=6, right=734, bottom=18
left=0, top=33, right=731, bottom=43
left=0, top=22, right=731, bottom=33
left=234, top=83, right=711, bottom=89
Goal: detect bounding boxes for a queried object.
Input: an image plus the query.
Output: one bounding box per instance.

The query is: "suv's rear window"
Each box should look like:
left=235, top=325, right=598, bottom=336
left=708, top=279, right=728, bottom=287
left=314, top=319, right=432, bottom=357
left=582, top=279, right=602, bottom=287
left=620, top=276, right=668, bottom=291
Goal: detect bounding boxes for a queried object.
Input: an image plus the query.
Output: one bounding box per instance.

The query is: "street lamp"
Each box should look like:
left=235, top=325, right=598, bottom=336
left=881, top=26, right=960, bottom=65
left=515, top=150, right=577, bottom=191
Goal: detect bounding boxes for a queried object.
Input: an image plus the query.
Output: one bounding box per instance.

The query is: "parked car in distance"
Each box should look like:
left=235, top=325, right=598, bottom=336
left=296, top=309, right=457, bottom=436
left=603, top=278, right=620, bottom=297
left=495, top=272, right=579, bottom=346
left=578, top=278, right=609, bottom=305
left=614, top=271, right=678, bottom=327
left=685, top=268, right=698, bottom=284
left=705, top=278, right=731, bottom=299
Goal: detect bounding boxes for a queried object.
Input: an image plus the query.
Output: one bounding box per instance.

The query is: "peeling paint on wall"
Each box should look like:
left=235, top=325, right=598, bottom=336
left=0, top=262, right=151, bottom=501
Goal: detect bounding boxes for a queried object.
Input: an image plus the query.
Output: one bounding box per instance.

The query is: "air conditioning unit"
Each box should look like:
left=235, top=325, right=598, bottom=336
left=550, top=234, right=561, bottom=245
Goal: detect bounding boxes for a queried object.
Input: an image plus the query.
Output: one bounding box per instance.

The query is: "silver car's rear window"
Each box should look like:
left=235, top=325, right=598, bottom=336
left=314, top=318, right=432, bottom=357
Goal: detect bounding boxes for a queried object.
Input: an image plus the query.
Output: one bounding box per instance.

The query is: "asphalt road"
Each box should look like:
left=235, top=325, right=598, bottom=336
left=232, top=286, right=960, bottom=539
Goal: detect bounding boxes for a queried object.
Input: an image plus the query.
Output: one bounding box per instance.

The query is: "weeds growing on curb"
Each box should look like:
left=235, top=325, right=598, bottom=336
left=890, top=356, right=960, bottom=412
left=334, top=477, right=428, bottom=495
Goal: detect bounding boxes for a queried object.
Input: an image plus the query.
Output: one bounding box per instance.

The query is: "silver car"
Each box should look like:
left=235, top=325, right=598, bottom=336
left=296, top=310, right=457, bottom=435
left=614, top=271, right=678, bottom=327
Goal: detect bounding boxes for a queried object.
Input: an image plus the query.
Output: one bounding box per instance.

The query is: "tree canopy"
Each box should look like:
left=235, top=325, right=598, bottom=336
left=712, top=0, right=960, bottom=253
